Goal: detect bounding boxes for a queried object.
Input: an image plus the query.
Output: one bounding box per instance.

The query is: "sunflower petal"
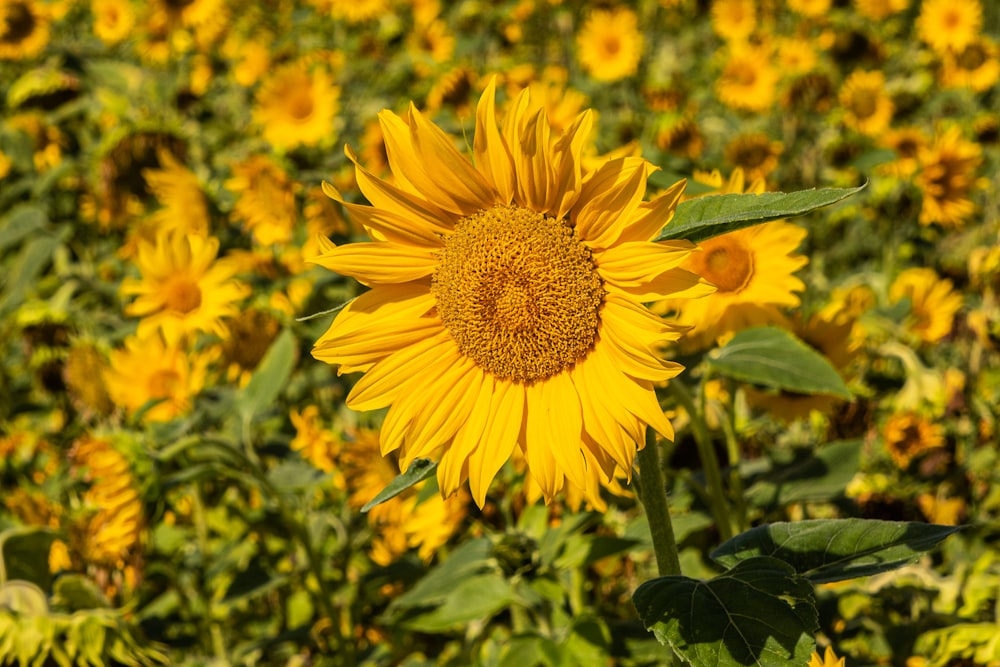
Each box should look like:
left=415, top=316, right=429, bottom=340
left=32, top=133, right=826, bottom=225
left=467, top=379, right=521, bottom=507
left=346, top=332, right=453, bottom=411
left=618, top=179, right=686, bottom=243
left=311, top=242, right=438, bottom=284
left=438, top=375, right=494, bottom=499
left=597, top=240, right=697, bottom=286
left=574, top=157, right=655, bottom=248
left=474, top=78, right=515, bottom=204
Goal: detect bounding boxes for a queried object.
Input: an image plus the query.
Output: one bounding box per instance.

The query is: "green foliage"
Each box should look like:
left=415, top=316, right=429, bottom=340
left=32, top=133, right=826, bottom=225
left=657, top=184, right=866, bottom=244
left=362, top=458, right=438, bottom=512
left=707, top=327, right=852, bottom=399
left=0, top=527, right=56, bottom=591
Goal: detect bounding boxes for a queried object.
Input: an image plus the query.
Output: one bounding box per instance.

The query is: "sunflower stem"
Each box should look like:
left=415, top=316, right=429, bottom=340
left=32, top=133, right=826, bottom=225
left=636, top=427, right=682, bottom=578
left=667, top=381, right=735, bottom=542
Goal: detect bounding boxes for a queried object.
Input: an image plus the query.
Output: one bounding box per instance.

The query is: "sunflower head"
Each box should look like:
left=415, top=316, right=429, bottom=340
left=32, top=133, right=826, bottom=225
left=312, top=80, right=712, bottom=507
left=0, top=0, right=50, bottom=60
left=576, top=7, right=643, bottom=82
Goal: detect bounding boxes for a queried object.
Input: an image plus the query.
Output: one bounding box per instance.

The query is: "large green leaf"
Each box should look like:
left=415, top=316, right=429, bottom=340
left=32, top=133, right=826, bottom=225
left=0, top=235, right=62, bottom=315
left=398, top=572, right=518, bottom=632
left=711, top=520, right=962, bottom=583
left=707, top=327, right=852, bottom=399
left=633, top=556, right=817, bottom=667
left=744, top=439, right=863, bottom=509
left=656, top=183, right=865, bottom=243
left=361, top=458, right=437, bottom=512
left=236, top=328, right=297, bottom=424
left=0, top=527, right=56, bottom=591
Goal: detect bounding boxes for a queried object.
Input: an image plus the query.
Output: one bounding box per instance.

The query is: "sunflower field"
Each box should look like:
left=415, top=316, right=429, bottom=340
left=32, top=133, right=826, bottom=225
left=2, top=0, right=1000, bottom=665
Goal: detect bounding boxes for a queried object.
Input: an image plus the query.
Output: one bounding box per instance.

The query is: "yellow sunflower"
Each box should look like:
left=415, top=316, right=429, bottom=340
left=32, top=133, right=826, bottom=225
left=916, top=0, right=982, bottom=54
left=723, top=132, right=783, bottom=183
left=121, top=231, right=250, bottom=344
left=103, top=332, right=210, bottom=423
left=853, top=0, right=909, bottom=20
left=940, top=35, right=1000, bottom=92
left=219, top=308, right=282, bottom=386
left=0, top=0, right=50, bottom=60
left=290, top=405, right=345, bottom=480
left=658, top=170, right=807, bottom=350
left=91, top=0, right=135, bottom=45
left=225, top=155, right=299, bottom=247
left=576, top=6, right=644, bottom=82
left=512, top=66, right=590, bottom=136
left=877, top=127, right=928, bottom=179
left=775, top=37, right=818, bottom=76
left=327, top=0, right=389, bottom=22
left=809, top=647, right=846, bottom=667
left=425, top=65, right=480, bottom=117
left=253, top=61, right=340, bottom=152
left=711, top=0, right=757, bottom=41
left=915, top=126, right=983, bottom=228
left=883, top=411, right=945, bottom=469
left=788, top=0, right=831, bottom=17
left=889, top=267, right=963, bottom=344
left=716, top=45, right=779, bottom=113
left=839, top=70, right=894, bottom=136
left=311, top=80, right=712, bottom=507
left=142, top=149, right=211, bottom=238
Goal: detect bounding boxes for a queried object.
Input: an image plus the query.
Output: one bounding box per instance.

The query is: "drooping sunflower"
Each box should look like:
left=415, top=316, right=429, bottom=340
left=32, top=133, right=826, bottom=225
left=915, top=126, right=983, bottom=228
left=940, top=35, right=1000, bottom=92
left=312, top=81, right=712, bottom=507
left=91, top=0, right=135, bottom=45
left=916, top=0, right=982, bottom=54
left=575, top=6, right=644, bottom=82
left=121, top=231, right=250, bottom=344
left=0, top=0, right=50, bottom=60
left=839, top=70, right=894, bottom=137
left=225, top=155, right=299, bottom=247
left=889, top=267, right=963, bottom=344
left=657, top=169, right=808, bottom=350
left=252, top=61, right=340, bottom=152
left=716, top=45, right=779, bottom=113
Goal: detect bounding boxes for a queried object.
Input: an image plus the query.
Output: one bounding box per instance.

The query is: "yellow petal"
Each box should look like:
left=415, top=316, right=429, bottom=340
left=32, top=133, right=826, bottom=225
left=313, top=317, right=443, bottom=375
left=618, top=179, right=686, bottom=243
left=514, top=108, right=556, bottom=213
left=468, top=380, right=522, bottom=507
left=473, top=78, right=515, bottom=204
left=597, top=240, right=696, bottom=286
left=315, top=283, right=434, bottom=347
left=346, top=332, right=453, bottom=411
left=574, top=157, right=655, bottom=249
left=522, top=381, right=563, bottom=499
left=551, top=110, right=595, bottom=219
left=311, top=242, right=437, bottom=285
left=402, top=356, right=482, bottom=466
left=438, top=375, right=494, bottom=499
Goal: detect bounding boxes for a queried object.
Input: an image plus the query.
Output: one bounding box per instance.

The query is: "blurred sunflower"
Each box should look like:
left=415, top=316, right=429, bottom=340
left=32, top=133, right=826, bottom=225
left=940, top=35, right=1000, bottom=91
left=809, top=647, right=846, bottom=667
left=853, top=0, right=909, bottom=20
left=788, top=0, right=830, bottom=17
left=222, top=34, right=271, bottom=87
left=253, top=61, right=340, bottom=151
left=716, top=45, right=778, bottom=113
left=878, top=127, right=928, bottom=179
left=103, top=332, right=210, bottom=422
left=655, top=115, right=705, bottom=160
left=407, top=18, right=455, bottom=74
left=576, top=6, right=643, bottom=82
left=915, top=126, right=983, bottom=228
left=91, top=0, right=135, bottom=45
left=339, top=428, right=468, bottom=565
left=225, top=155, right=299, bottom=247
left=290, top=405, right=344, bottom=480
left=425, top=65, right=479, bottom=117
left=775, top=37, right=818, bottom=76
left=0, top=0, right=50, bottom=59
left=659, top=170, right=807, bottom=350
left=64, top=340, right=115, bottom=417
left=142, top=149, right=211, bottom=239
left=839, top=70, right=894, bottom=136
left=219, top=308, right=282, bottom=386
left=711, top=0, right=757, bottom=42
left=121, top=231, right=250, bottom=344
left=724, top=132, right=782, bottom=183
left=327, top=0, right=389, bottom=22
left=312, top=80, right=712, bottom=507
left=518, top=67, right=590, bottom=135
left=916, top=0, right=982, bottom=54
left=883, top=411, right=945, bottom=469
left=889, top=267, right=963, bottom=345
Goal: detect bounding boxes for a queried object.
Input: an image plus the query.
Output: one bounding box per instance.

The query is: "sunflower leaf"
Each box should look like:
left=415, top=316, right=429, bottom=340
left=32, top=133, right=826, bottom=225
left=361, top=458, right=438, bottom=512
left=632, top=556, right=818, bottom=667
left=710, top=520, right=962, bottom=584
left=236, top=328, right=297, bottom=424
left=657, top=182, right=866, bottom=243
left=707, top=326, right=852, bottom=399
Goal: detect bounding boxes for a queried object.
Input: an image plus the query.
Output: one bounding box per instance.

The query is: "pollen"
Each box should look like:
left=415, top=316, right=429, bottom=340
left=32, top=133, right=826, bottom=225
left=694, top=237, right=754, bottom=293
left=432, top=204, right=605, bottom=382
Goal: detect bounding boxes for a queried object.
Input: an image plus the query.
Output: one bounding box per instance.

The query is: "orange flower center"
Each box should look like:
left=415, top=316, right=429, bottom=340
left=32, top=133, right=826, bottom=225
left=148, top=369, right=181, bottom=399
left=288, top=91, right=315, bottom=121
left=691, top=237, right=754, bottom=293
left=164, top=276, right=203, bottom=313
left=432, top=205, right=604, bottom=382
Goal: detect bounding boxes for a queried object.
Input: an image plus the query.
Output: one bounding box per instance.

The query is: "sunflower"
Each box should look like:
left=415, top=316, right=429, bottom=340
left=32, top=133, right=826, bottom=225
left=290, top=405, right=345, bottom=480
left=658, top=170, right=807, bottom=350
left=916, top=0, right=982, bottom=54
left=253, top=61, right=340, bottom=152
left=219, top=308, right=282, bottom=386
left=915, top=126, right=983, bottom=228
left=889, top=267, right=963, bottom=344
left=877, top=127, right=928, bottom=179
left=839, top=70, right=894, bottom=136
left=103, top=332, right=209, bottom=422
left=576, top=6, right=643, bottom=82
left=853, top=0, right=909, bottom=20
left=311, top=81, right=712, bottom=507
left=940, top=35, right=1000, bottom=92
left=809, top=647, right=846, bottom=667
left=716, top=45, right=779, bottom=113
left=121, top=231, right=250, bottom=344
left=407, top=18, right=455, bottom=74
left=775, top=37, right=818, bottom=76
left=724, top=132, right=782, bottom=183
left=788, top=0, right=830, bottom=17
left=655, top=115, right=705, bottom=160
left=0, top=0, right=50, bottom=60
left=91, top=0, right=135, bottom=45
left=883, top=411, right=945, bottom=469
left=425, top=65, right=480, bottom=117
left=711, top=0, right=757, bottom=41
left=513, top=66, right=590, bottom=136
left=225, top=155, right=299, bottom=246
left=327, top=0, right=389, bottom=22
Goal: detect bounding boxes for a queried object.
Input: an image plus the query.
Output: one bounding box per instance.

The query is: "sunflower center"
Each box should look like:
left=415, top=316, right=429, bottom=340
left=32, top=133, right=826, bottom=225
left=164, top=277, right=203, bottom=313
left=851, top=90, right=878, bottom=119
left=957, top=43, right=986, bottom=70
left=148, top=369, right=181, bottom=398
left=603, top=37, right=622, bottom=56
left=288, top=91, right=315, bottom=121
left=693, top=238, right=754, bottom=293
left=1, top=3, right=35, bottom=44
left=432, top=204, right=604, bottom=383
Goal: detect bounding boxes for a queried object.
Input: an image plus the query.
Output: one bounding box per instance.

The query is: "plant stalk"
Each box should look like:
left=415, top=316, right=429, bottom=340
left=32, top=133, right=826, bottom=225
left=636, top=427, right=682, bottom=578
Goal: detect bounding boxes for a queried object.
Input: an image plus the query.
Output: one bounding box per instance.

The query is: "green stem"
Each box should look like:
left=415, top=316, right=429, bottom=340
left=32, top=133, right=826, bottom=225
left=667, top=382, right=734, bottom=542
left=635, top=428, right=682, bottom=577
left=190, top=487, right=227, bottom=661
